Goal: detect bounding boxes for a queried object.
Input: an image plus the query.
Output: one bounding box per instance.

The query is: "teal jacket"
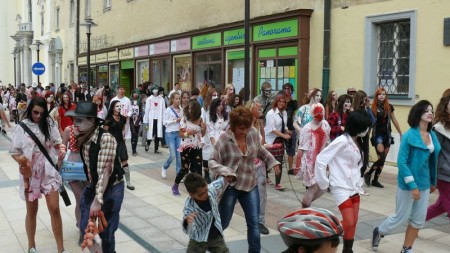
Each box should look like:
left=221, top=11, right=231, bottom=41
left=397, top=127, right=441, bottom=191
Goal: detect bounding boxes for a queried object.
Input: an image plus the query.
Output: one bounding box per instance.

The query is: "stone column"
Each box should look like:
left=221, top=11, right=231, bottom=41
left=56, top=51, right=63, bottom=86
left=22, top=36, right=33, bottom=86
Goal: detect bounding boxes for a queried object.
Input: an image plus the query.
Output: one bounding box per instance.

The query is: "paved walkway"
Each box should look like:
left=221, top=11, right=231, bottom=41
left=0, top=119, right=449, bottom=253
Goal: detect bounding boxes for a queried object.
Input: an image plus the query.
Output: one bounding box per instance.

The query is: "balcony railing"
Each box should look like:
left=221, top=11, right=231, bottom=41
left=18, top=22, right=33, bottom=32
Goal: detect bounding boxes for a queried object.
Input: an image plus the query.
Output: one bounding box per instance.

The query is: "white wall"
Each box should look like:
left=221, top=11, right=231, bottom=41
left=0, top=1, right=18, bottom=86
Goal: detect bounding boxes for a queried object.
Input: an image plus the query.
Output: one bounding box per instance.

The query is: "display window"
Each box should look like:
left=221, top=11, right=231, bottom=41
left=109, top=63, right=119, bottom=93
left=136, top=60, right=150, bottom=85
left=152, top=57, right=170, bottom=92
left=256, top=46, right=298, bottom=98
left=226, top=49, right=252, bottom=96
left=194, top=51, right=222, bottom=92
left=97, top=65, right=108, bottom=89
left=173, top=54, right=192, bottom=91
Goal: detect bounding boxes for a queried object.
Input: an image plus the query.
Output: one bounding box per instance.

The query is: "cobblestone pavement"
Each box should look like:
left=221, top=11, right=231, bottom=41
left=0, top=119, right=449, bottom=253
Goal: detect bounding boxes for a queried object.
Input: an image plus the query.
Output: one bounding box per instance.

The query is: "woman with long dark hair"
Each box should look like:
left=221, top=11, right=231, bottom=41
left=327, top=94, right=352, bottom=142
left=364, top=88, right=402, bottom=188
left=325, top=90, right=337, bottom=120
left=104, top=100, right=135, bottom=190
left=58, top=92, right=76, bottom=133
left=10, top=97, right=68, bottom=253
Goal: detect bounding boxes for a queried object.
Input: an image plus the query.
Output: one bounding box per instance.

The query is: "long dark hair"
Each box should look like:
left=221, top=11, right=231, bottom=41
left=106, top=100, right=121, bottom=120
left=24, top=97, right=51, bottom=141
left=209, top=98, right=228, bottom=123
left=184, top=100, right=201, bottom=122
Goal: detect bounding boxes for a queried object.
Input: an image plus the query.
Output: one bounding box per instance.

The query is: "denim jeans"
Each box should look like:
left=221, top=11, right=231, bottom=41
left=80, top=181, right=124, bottom=253
left=256, top=163, right=267, bottom=225
left=219, top=186, right=260, bottom=253
left=163, top=131, right=181, bottom=173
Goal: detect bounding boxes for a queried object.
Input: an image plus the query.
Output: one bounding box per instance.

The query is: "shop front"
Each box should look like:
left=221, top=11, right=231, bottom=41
left=95, top=52, right=108, bottom=89
left=171, top=38, right=192, bottom=91
left=150, top=41, right=171, bottom=92
left=192, top=32, right=223, bottom=92
left=119, top=48, right=134, bottom=97
left=108, top=50, right=120, bottom=93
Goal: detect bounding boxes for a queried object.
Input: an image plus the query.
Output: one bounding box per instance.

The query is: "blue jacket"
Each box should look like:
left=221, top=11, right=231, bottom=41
left=397, top=127, right=441, bottom=190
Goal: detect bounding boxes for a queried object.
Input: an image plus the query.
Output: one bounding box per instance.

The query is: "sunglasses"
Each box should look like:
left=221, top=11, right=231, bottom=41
left=32, top=110, right=44, bottom=116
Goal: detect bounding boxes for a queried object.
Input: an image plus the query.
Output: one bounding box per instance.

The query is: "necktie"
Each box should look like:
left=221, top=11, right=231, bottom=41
left=279, top=113, right=285, bottom=133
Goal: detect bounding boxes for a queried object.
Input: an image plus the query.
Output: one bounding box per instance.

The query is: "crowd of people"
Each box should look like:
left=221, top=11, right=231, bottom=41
left=1, top=79, right=449, bottom=253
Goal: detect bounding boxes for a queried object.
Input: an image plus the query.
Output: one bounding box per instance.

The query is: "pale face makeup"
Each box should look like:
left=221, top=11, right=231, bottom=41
left=114, top=102, right=122, bottom=114
left=313, top=91, right=322, bottom=103
left=421, top=105, right=434, bottom=123
left=344, top=99, right=352, bottom=111
left=31, top=106, right=44, bottom=124
left=73, top=117, right=95, bottom=134
left=212, top=92, right=219, bottom=100
left=377, top=92, right=386, bottom=102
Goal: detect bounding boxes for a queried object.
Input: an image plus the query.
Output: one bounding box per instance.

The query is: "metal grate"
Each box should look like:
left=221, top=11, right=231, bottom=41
left=377, top=20, right=410, bottom=96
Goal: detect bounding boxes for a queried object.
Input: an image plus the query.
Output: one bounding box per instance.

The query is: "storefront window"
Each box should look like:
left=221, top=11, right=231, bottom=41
left=136, top=60, right=149, bottom=85
left=257, top=46, right=298, bottom=98
left=97, top=65, right=108, bottom=89
left=195, top=52, right=222, bottom=92
left=151, top=58, right=170, bottom=91
left=174, top=55, right=192, bottom=91
left=109, top=63, right=119, bottom=93
left=226, top=50, right=247, bottom=95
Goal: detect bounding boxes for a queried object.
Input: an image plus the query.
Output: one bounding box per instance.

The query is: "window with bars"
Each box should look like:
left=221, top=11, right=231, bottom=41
left=377, top=20, right=410, bottom=96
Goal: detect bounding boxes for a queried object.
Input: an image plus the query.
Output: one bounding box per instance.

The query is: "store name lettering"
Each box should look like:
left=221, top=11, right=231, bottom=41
left=225, top=31, right=245, bottom=44
left=197, top=37, right=216, bottom=46
left=258, top=26, right=292, bottom=37
left=120, top=50, right=132, bottom=57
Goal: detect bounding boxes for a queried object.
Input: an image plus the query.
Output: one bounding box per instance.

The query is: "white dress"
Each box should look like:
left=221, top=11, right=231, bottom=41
left=9, top=119, right=62, bottom=201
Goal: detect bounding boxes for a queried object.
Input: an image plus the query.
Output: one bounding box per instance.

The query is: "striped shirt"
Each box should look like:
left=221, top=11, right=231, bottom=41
left=82, top=127, right=117, bottom=204
left=209, top=127, right=280, bottom=192
left=182, top=177, right=227, bottom=242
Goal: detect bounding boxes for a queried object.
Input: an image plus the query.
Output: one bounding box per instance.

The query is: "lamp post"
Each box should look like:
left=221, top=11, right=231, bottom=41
left=11, top=49, right=17, bottom=88
left=244, top=0, right=250, bottom=101
left=81, top=18, right=97, bottom=98
left=33, top=40, right=43, bottom=84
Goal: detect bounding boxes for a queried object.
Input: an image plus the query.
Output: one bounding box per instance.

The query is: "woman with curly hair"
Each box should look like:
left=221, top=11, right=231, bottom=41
left=364, top=88, right=402, bottom=188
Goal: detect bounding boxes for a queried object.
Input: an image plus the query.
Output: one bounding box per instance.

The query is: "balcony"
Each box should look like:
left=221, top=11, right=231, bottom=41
left=18, top=22, right=33, bottom=32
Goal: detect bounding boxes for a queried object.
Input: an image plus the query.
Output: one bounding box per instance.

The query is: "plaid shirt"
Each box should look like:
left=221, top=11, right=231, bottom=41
left=209, top=127, right=280, bottom=192
left=327, top=112, right=347, bottom=141
left=82, top=127, right=117, bottom=204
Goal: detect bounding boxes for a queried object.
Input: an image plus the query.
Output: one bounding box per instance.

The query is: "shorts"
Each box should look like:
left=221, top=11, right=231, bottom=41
left=373, top=133, right=393, bottom=148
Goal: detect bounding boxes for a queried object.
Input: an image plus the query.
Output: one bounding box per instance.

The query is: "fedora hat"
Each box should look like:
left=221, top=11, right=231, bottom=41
left=65, top=101, right=102, bottom=120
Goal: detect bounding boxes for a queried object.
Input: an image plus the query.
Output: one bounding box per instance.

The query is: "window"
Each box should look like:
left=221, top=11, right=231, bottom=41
left=56, top=8, right=60, bottom=31
left=28, top=0, right=32, bottom=22
left=70, top=0, right=75, bottom=25
left=85, top=0, right=91, bottom=18
left=364, top=10, right=416, bottom=105
left=377, top=21, right=410, bottom=95
left=104, top=0, right=112, bottom=10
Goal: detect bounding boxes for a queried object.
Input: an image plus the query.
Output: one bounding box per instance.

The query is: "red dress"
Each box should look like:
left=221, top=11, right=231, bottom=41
left=58, top=104, right=76, bottom=131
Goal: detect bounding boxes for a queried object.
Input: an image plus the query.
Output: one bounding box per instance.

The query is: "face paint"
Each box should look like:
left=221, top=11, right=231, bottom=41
left=152, top=89, right=158, bottom=95
left=114, top=102, right=122, bottom=113
left=357, top=127, right=370, bottom=137
left=73, top=117, right=94, bottom=134
left=314, top=92, right=322, bottom=103
left=212, top=95, right=218, bottom=100
left=312, top=105, right=324, bottom=122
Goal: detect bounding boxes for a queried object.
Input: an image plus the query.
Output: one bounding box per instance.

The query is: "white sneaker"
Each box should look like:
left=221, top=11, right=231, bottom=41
left=161, top=166, right=167, bottom=179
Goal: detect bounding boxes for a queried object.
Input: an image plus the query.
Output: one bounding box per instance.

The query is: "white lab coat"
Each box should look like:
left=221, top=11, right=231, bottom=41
left=143, top=95, right=166, bottom=139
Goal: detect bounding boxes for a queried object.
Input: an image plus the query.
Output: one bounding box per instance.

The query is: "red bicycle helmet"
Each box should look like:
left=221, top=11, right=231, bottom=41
left=278, top=207, right=343, bottom=247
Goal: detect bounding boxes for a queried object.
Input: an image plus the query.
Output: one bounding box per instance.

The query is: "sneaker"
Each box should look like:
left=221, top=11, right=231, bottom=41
left=275, top=184, right=285, bottom=191
left=132, top=152, right=138, bottom=156
left=144, top=142, right=149, bottom=152
left=371, top=180, right=384, bottom=188
left=127, top=184, right=135, bottom=190
left=259, top=223, right=270, bottom=235
left=287, top=169, right=294, bottom=175
left=371, top=227, right=384, bottom=251
left=172, top=184, right=180, bottom=196
left=161, top=166, right=167, bottom=179
left=1, top=129, right=6, bottom=135
left=400, top=246, right=413, bottom=253
left=29, top=248, right=37, bottom=253
left=364, top=173, right=371, bottom=186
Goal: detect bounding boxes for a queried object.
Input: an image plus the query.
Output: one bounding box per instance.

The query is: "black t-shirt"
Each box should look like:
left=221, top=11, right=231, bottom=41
left=285, top=99, right=298, bottom=130
left=105, top=114, right=126, bottom=142
left=374, top=104, right=394, bottom=134
left=196, top=198, right=221, bottom=240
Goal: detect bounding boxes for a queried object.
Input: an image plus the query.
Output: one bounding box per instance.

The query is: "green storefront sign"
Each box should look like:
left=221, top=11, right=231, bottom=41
left=192, top=32, right=222, bottom=49
left=224, top=28, right=245, bottom=45
left=253, top=19, right=298, bottom=42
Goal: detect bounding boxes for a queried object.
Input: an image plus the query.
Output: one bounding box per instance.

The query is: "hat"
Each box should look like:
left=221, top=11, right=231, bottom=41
left=65, top=101, right=102, bottom=120
left=347, top=87, right=356, bottom=93
left=32, top=82, right=38, bottom=88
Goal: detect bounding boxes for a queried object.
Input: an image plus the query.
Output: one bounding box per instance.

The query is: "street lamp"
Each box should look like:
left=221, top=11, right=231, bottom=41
left=33, top=40, right=43, bottom=84
left=81, top=18, right=97, bottom=98
left=11, top=49, right=17, bottom=88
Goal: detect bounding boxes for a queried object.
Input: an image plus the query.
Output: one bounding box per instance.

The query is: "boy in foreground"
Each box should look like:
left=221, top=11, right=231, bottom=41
left=183, top=173, right=235, bottom=253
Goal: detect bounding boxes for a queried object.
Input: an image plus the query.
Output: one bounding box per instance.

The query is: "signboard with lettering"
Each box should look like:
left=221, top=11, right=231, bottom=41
left=192, top=32, right=222, bottom=50
left=150, top=41, right=170, bottom=55
left=108, top=51, right=118, bottom=61
left=134, top=45, right=149, bottom=57
left=224, top=28, right=245, bottom=45
left=171, top=38, right=191, bottom=52
left=253, top=19, right=298, bottom=42
left=95, top=53, right=108, bottom=63
left=119, top=48, right=134, bottom=60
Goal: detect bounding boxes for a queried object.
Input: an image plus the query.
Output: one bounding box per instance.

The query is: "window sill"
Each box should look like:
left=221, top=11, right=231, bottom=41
left=103, top=6, right=111, bottom=12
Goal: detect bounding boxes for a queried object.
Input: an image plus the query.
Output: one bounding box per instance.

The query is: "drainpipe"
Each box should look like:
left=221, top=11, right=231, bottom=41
left=76, top=0, right=80, bottom=56
left=322, top=0, right=331, bottom=101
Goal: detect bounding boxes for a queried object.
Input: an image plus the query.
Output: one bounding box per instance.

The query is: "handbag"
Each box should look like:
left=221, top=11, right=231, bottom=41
left=60, top=150, right=88, bottom=181
left=19, top=122, right=72, bottom=206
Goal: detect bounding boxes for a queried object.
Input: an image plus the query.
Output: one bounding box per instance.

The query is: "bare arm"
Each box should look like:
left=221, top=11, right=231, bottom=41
left=390, top=111, right=402, bottom=138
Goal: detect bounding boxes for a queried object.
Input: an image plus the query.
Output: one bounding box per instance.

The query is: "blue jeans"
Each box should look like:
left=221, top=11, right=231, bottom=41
left=163, top=131, right=181, bottom=173
left=80, top=181, right=124, bottom=253
left=219, top=186, right=260, bottom=253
